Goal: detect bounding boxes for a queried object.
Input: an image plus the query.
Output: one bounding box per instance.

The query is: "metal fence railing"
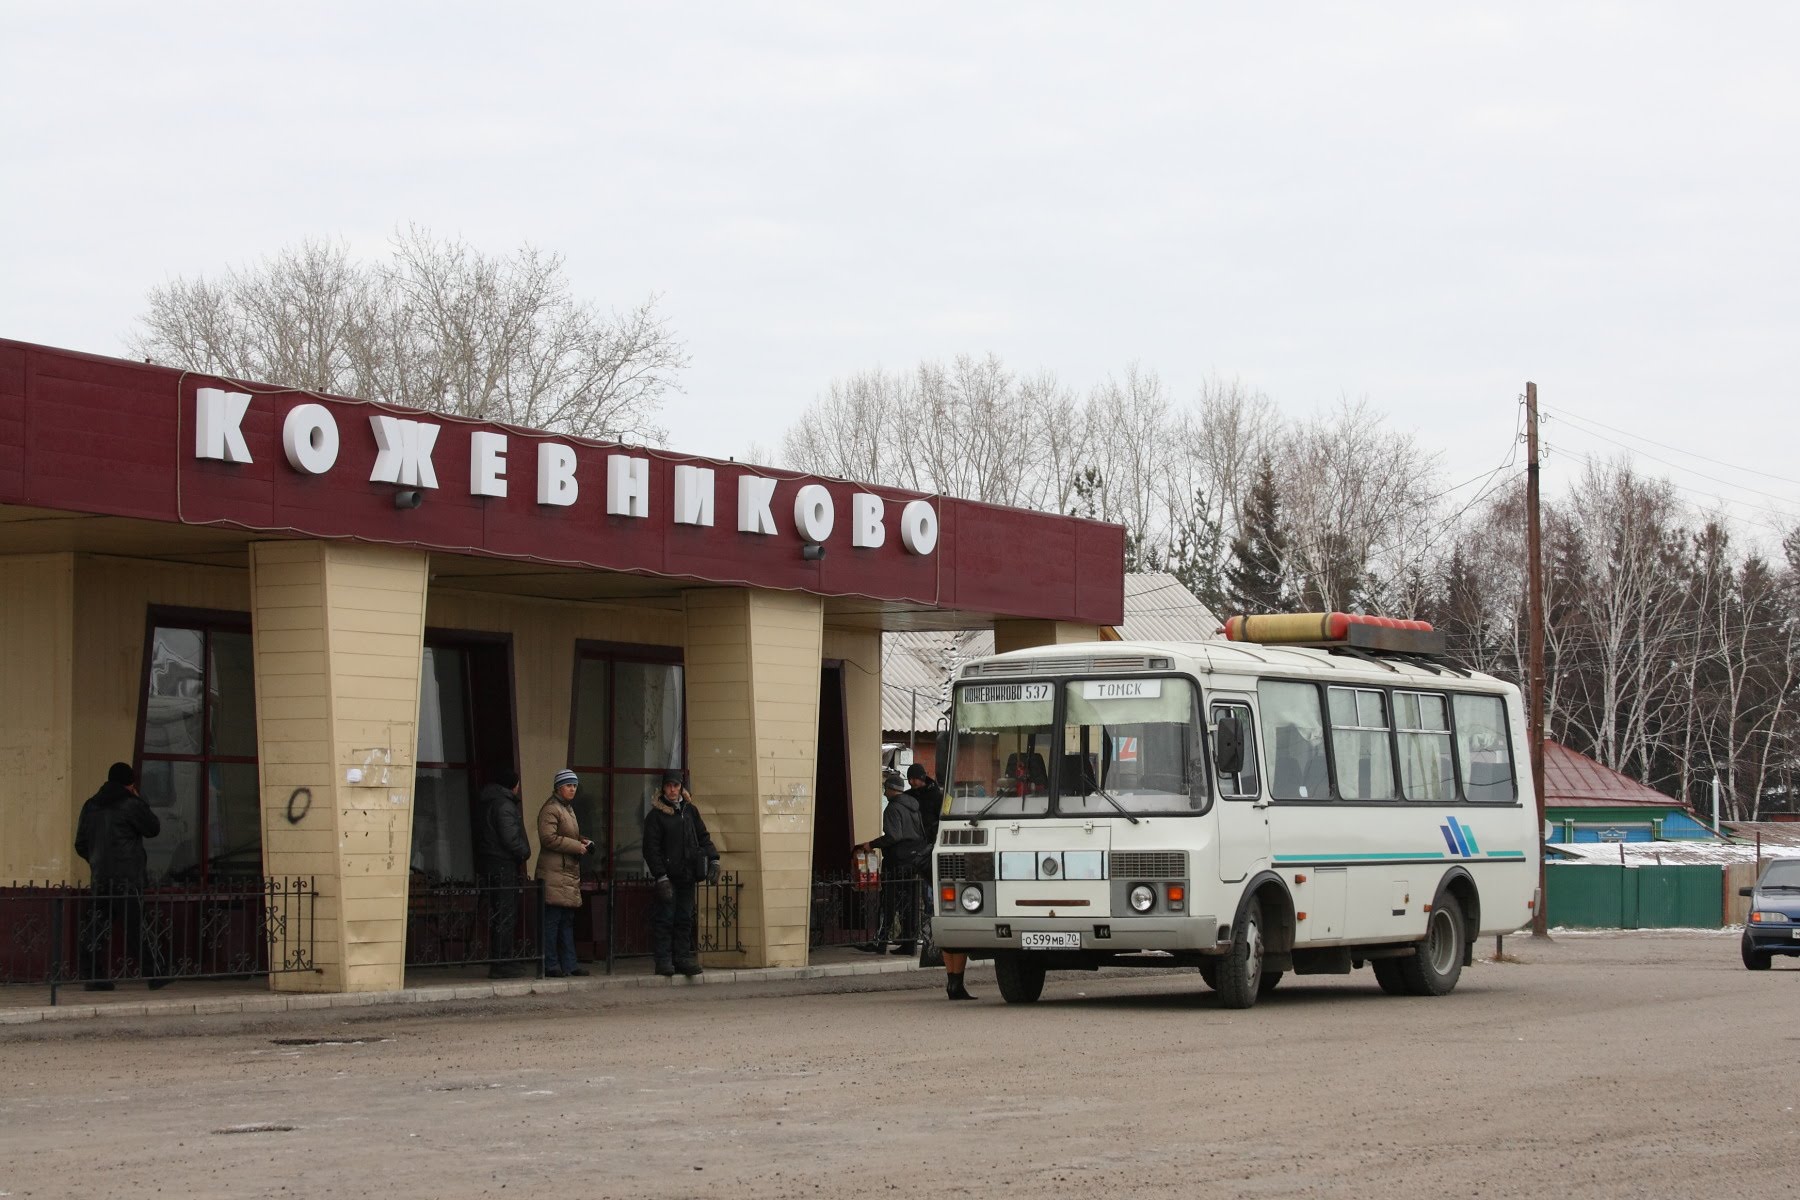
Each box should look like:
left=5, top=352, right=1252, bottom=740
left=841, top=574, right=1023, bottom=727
left=810, top=874, right=926, bottom=950
left=593, top=872, right=746, bottom=972
left=0, top=877, right=319, bottom=1005
left=404, top=878, right=544, bottom=975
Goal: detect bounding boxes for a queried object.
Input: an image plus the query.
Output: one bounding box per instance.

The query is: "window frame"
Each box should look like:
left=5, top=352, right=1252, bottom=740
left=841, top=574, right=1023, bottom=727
left=566, top=640, right=688, bottom=880
left=132, top=606, right=260, bottom=886
left=1210, top=700, right=1261, bottom=800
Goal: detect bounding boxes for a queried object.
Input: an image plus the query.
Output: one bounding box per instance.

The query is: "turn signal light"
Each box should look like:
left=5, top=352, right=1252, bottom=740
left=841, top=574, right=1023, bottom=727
left=941, top=884, right=957, bottom=904
left=1166, top=885, right=1185, bottom=911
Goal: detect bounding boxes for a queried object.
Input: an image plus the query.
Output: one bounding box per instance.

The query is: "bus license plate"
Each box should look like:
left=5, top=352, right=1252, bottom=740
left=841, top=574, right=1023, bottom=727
left=1021, top=931, right=1081, bottom=950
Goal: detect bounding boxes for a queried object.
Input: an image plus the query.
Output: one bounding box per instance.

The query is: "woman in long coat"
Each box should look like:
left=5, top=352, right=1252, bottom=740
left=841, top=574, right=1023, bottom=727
left=535, top=769, right=592, bottom=977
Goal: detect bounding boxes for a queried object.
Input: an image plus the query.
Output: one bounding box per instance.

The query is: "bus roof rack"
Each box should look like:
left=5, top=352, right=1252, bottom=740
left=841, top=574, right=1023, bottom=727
left=1224, top=612, right=1448, bottom=657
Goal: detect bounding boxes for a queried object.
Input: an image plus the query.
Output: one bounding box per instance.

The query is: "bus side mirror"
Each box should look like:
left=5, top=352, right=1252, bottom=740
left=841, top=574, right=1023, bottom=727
left=1214, top=717, right=1245, bottom=776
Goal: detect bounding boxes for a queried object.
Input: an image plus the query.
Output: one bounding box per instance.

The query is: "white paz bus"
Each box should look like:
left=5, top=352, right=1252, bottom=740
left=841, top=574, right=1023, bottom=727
left=930, top=613, right=1539, bottom=1007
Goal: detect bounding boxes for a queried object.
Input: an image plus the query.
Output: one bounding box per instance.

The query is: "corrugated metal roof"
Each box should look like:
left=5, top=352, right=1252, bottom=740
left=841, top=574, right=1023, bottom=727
left=1117, top=574, right=1224, bottom=643
left=880, top=574, right=1221, bottom=732
left=1721, top=821, right=1800, bottom=849
left=1543, top=740, right=1683, bottom=808
left=1548, top=840, right=1800, bottom=866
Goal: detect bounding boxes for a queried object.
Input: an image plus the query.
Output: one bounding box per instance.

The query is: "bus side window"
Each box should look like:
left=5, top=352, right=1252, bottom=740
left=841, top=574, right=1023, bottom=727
left=1258, top=680, right=1328, bottom=800
left=1454, top=693, right=1516, bottom=802
left=1212, top=703, right=1260, bottom=798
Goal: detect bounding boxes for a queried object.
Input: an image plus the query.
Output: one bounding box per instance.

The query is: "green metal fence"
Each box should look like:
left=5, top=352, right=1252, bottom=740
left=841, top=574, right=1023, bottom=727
left=1544, top=864, right=1725, bottom=929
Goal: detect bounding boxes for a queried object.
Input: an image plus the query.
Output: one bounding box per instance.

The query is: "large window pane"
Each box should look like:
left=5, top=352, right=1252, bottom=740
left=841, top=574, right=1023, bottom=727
left=208, top=631, right=259, bottom=759
left=145, top=627, right=204, bottom=756
left=1455, top=694, right=1517, bottom=802
left=567, top=773, right=608, bottom=880
left=418, top=647, right=470, bottom=765
left=140, top=759, right=203, bottom=883
left=571, top=658, right=610, bottom=767
left=209, top=762, right=263, bottom=876
left=412, top=767, right=474, bottom=880
left=612, top=663, right=684, bottom=770
left=1260, top=681, right=1329, bottom=801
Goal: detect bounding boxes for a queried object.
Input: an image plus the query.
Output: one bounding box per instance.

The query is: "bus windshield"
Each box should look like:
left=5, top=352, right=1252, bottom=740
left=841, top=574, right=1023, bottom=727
left=946, top=676, right=1202, bottom=818
left=1057, top=677, right=1201, bottom=815
left=947, top=681, right=1055, bottom=817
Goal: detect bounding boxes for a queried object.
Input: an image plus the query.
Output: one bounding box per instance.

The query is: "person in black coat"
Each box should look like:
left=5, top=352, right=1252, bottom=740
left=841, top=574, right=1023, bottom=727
left=643, top=771, right=719, bottom=978
left=859, top=771, right=928, bottom=954
left=906, top=763, right=946, bottom=850
left=472, top=768, right=532, bottom=978
left=73, top=762, right=166, bottom=991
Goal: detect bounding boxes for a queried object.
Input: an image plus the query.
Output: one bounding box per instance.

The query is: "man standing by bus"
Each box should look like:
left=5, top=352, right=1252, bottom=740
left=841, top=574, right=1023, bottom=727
left=644, top=772, right=719, bottom=978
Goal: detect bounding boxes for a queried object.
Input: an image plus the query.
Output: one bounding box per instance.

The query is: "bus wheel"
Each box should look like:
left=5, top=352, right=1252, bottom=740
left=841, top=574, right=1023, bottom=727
left=1197, top=961, right=1219, bottom=990
left=1214, top=896, right=1265, bottom=1009
left=994, top=952, right=1047, bottom=1004
left=1370, top=958, right=1407, bottom=995
left=1398, top=893, right=1465, bottom=996
left=1258, top=970, right=1282, bottom=997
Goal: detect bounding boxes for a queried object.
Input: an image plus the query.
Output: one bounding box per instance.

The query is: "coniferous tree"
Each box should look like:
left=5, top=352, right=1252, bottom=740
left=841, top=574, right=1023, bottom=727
left=1225, top=456, right=1291, bottom=615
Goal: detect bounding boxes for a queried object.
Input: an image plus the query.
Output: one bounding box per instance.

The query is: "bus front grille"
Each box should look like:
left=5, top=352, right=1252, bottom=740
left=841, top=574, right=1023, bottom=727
left=1111, top=851, right=1187, bottom=879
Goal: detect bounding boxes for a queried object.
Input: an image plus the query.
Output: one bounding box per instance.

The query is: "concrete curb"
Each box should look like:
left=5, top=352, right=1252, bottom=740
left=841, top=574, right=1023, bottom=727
left=0, top=956, right=930, bottom=1028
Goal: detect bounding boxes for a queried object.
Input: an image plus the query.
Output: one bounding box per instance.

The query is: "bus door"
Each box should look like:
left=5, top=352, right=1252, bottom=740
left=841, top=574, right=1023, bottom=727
left=1211, top=697, right=1269, bottom=883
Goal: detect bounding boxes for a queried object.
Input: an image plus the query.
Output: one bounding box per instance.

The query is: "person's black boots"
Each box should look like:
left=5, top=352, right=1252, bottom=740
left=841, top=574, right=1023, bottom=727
left=654, top=959, right=677, bottom=977
left=676, top=958, right=704, bottom=978
left=946, top=971, right=976, bottom=1000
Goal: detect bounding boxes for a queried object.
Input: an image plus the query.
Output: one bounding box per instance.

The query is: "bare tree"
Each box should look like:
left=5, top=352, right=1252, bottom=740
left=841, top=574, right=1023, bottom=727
left=131, top=227, right=686, bottom=443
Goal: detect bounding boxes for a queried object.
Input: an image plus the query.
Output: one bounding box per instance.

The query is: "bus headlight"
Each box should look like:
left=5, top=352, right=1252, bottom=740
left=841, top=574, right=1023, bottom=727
left=960, top=885, right=983, bottom=913
left=1129, top=884, right=1155, bottom=913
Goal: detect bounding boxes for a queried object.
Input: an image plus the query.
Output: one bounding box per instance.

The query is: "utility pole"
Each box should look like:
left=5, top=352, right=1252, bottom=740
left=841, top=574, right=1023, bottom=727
left=1526, top=381, right=1550, bottom=938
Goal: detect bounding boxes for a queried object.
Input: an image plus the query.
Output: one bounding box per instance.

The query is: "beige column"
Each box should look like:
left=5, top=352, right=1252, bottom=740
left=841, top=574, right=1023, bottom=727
left=992, top=619, right=1103, bottom=655
left=683, top=588, right=823, bottom=969
left=249, top=541, right=428, bottom=993
left=0, top=554, right=76, bottom=881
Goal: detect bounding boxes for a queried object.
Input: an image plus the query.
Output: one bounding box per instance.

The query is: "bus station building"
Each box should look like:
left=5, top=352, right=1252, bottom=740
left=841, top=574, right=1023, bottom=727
left=0, top=337, right=1124, bottom=992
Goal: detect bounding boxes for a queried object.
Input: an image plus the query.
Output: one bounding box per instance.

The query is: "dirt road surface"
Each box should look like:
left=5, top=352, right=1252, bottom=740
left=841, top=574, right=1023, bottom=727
left=2, top=931, right=1796, bottom=1199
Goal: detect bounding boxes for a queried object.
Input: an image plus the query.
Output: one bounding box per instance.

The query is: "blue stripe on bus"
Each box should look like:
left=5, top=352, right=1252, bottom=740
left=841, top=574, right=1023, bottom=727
left=1441, top=824, right=1464, bottom=856
left=1270, top=850, right=1528, bottom=863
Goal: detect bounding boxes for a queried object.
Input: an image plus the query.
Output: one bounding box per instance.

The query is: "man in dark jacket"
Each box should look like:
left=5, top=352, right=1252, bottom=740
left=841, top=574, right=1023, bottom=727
left=73, top=762, right=166, bottom=991
left=643, top=771, right=719, bottom=978
left=906, top=763, right=946, bottom=851
left=859, top=770, right=928, bottom=954
left=473, top=768, right=532, bottom=979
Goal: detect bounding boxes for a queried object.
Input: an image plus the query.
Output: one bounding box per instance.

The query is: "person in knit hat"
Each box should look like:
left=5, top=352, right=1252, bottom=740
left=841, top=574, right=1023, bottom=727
left=534, top=769, right=593, bottom=977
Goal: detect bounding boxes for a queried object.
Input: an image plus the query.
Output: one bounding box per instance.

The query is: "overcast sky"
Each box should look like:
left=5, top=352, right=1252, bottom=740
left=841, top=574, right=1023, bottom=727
left=4, top=3, right=1796, bottom=545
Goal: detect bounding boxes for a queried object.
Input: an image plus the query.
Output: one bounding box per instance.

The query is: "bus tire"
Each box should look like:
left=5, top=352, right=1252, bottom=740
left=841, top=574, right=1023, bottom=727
left=1399, top=893, right=1465, bottom=996
left=994, top=952, right=1047, bottom=1004
left=1214, top=896, right=1266, bottom=1009
left=1197, top=961, right=1219, bottom=990
left=1371, top=957, right=1407, bottom=995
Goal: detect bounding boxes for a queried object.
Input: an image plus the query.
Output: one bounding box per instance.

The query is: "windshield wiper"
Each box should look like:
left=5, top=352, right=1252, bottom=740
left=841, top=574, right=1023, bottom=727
left=1087, top=785, right=1141, bottom=825
left=966, top=792, right=1011, bottom=825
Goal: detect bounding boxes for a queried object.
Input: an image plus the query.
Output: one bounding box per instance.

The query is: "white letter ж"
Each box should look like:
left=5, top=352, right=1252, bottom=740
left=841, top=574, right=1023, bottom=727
left=369, top=415, right=440, bottom=489
left=195, top=388, right=253, bottom=464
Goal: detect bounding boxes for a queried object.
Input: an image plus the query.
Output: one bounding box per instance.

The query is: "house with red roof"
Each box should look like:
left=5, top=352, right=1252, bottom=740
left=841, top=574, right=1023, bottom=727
left=1543, top=740, right=1718, bottom=844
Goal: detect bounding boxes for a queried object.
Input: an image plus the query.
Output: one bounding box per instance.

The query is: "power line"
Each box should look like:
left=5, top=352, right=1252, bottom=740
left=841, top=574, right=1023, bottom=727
left=1543, top=404, right=1800, bottom=489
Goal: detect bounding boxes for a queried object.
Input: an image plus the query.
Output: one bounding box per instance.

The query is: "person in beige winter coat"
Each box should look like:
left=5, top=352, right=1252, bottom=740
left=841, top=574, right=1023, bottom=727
left=535, top=769, right=593, bottom=976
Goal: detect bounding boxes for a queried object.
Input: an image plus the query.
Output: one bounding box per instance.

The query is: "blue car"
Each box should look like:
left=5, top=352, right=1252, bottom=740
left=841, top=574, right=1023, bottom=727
left=1740, top=858, right=1800, bottom=970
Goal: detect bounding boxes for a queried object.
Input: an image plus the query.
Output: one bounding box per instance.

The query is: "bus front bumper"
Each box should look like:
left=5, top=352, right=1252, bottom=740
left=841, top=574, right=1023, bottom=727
left=932, top=914, right=1221, bottom=953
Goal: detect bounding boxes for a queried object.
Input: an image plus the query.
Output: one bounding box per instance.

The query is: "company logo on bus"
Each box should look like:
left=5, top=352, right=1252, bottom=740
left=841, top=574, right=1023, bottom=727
left=1440, top=817, right=1480, bottom=858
